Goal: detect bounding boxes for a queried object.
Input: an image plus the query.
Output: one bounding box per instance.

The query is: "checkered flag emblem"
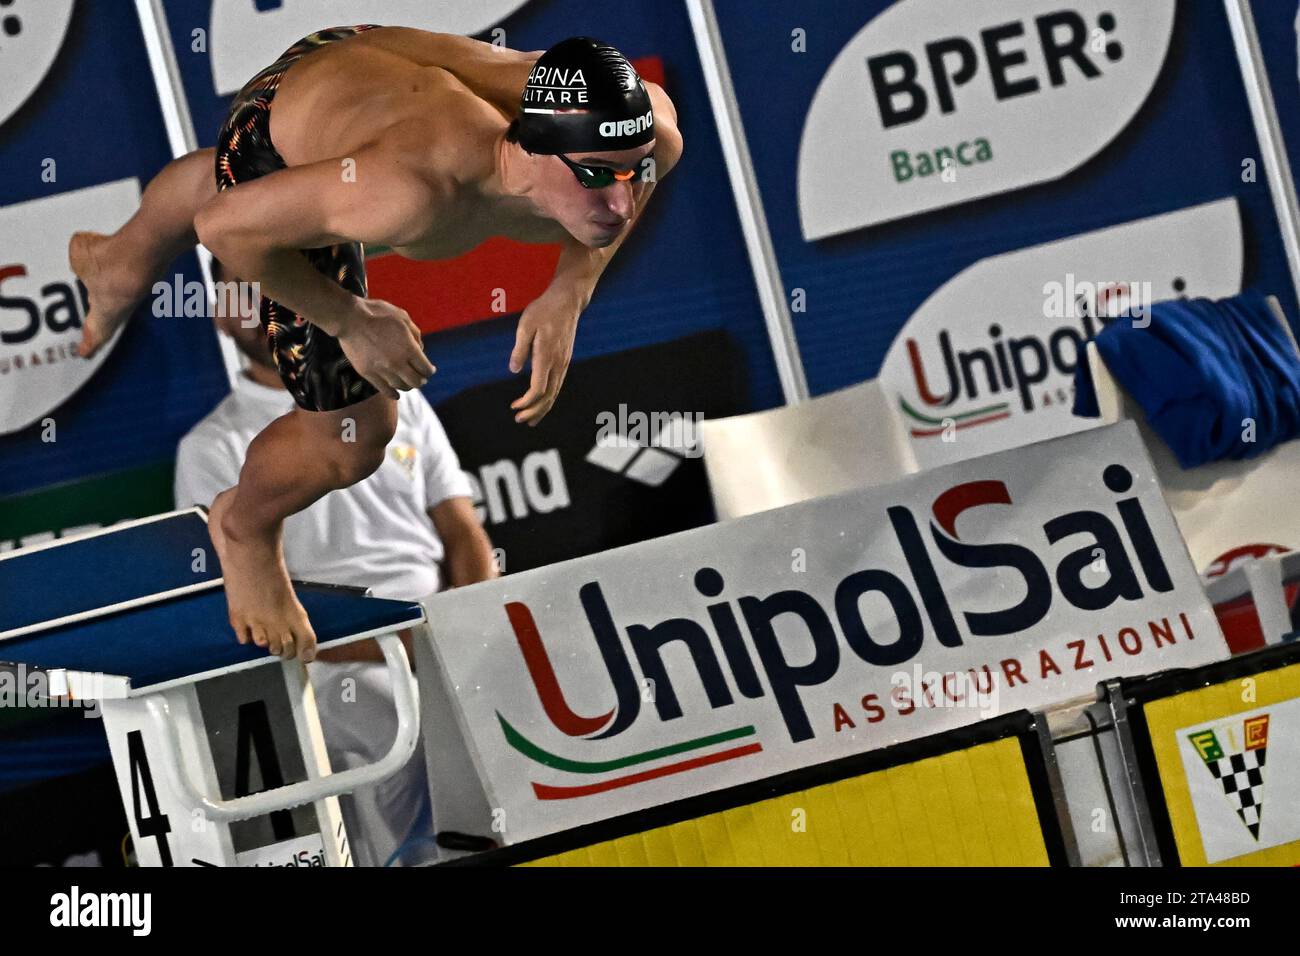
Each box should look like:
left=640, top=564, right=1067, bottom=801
left=1203, top=748, right=1267, bottom=838
left=1189, top=714, right=1270, bottom=840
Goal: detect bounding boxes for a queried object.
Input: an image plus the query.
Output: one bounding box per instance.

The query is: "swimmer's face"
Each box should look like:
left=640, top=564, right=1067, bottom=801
left=536, top=143, right=655, bottom=248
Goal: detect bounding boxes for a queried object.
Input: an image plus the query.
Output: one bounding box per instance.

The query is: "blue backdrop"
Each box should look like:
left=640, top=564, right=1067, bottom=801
left=1251, top=0, right=1300, bottom=266
left=0, top=0, right=228, bottom=497
left=712, top=0, right=1300, bottom=395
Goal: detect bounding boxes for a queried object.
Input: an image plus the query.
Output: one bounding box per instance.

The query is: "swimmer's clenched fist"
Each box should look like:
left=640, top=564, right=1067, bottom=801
left=335, top=298, right=434, bottom=400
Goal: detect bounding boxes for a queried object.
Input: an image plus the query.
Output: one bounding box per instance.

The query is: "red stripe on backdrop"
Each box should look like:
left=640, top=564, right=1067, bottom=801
left=366, top=239, right=561, bottom=336
left=632, top=56, right=665, bottom=86
left=365, top=56, right=665, bottom=337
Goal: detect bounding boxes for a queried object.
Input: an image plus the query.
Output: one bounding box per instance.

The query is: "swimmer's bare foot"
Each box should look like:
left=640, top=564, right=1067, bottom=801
left=69, top=231, right=155, bottom=358
left=208, top=488, right=318, bottom=662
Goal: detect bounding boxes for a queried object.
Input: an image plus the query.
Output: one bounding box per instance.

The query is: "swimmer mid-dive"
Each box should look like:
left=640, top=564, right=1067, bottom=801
left=70, top=28, right=682, bottom=662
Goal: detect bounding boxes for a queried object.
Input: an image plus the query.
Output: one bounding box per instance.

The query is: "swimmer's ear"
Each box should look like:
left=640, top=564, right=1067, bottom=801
left=505, top=118, right=535, bottom=157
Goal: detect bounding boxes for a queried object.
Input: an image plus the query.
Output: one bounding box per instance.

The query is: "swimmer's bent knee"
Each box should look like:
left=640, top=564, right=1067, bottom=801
left=323, top=428, right=391, bottom=489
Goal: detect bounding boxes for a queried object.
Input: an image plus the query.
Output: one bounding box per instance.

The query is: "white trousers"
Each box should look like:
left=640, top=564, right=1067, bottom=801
left=309, top=660, right=437, bottom=867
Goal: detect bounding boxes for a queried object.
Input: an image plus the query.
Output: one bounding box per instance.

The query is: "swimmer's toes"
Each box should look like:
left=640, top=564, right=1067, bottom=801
left=69, top=231, right=143, bottom=346
left=68, top=231, right=89, bottom=268
left=69, top=232, right=106, bottom=284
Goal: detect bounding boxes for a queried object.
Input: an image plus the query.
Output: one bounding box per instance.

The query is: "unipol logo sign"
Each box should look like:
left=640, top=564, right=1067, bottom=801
left=0, top=0, right=74, bottom=130
left=0, top=179, right=141, bottom=435
left=878, top=198, right=1242, bottom=470
left=425, top=422, right=1225, bottom=844
left=798, top=0, right=1176, bottom=238
left=209, top=0, right=533, bottom=95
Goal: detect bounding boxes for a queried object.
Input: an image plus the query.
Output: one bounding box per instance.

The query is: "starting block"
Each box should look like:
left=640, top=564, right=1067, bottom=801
left=0, top=509, right=425, bottom=867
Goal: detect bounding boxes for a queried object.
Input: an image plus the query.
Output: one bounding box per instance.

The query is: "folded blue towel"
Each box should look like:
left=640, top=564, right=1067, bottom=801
left=1074, top=291, right=1300, bottom=468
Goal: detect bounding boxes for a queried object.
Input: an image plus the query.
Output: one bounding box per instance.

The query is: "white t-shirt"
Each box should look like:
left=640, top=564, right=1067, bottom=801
left=173, top=377, right=473, bottom=601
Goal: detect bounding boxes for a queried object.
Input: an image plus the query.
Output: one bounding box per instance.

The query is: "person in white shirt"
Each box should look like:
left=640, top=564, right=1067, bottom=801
left=175, top=260, right=498, bottom=866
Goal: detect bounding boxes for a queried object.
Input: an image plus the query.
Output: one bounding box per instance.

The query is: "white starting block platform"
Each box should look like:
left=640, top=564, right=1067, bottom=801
left=0, top=509, right=425, bottom=867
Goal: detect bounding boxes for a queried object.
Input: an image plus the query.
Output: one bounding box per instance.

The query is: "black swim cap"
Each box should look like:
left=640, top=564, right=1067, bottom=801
left=515, top=37, right=655, bottom=155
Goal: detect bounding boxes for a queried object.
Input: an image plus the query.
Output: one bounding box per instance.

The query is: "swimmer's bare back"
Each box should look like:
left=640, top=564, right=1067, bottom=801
left=196, top=28, right=683, bottom=423
left=267, top=30, right=561, bottom=253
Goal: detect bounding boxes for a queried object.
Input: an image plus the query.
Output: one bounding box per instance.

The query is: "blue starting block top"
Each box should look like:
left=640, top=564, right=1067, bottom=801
left=0, top=510, right=424, bottom=693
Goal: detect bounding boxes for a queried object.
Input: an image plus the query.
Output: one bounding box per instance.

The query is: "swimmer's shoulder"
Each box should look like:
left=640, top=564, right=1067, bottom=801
left=374, top=79, right=506, bottom=188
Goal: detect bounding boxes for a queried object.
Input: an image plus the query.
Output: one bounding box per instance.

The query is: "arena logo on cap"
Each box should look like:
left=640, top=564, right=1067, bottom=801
left=0, top=179, right=141, bottom=435
left=600, top=109, right=653, bottom=138
left=209, top=0, right=534, bottom=95
left=797, top=0, right=1175, bottom=238
left=879, top=198, right=1243, bottom=470
left=0, top=0, right=75, bottom=130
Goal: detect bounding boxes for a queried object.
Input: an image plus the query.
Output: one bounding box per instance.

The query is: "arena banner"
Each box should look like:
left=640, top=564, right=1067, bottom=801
left=1140, top=657, right=1300, bottom=866
left=878, top=199, right=1243, bottom=469
left=435, top=331, right=747, bottom=574
left=712, top=0, right=1298, bottom=403
left=161, top=0, right=786, bottom=410
left=424, top=421, right=1226, bottom=844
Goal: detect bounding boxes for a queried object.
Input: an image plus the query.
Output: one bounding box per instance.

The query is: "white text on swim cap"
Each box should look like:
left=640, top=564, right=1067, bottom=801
left=528, top=66, right=587, bottom=88
left=600, top=109, right=653, bottom=139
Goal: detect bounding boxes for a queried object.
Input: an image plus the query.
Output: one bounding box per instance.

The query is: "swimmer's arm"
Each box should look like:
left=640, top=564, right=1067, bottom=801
left=420, top=33, right=541, bottom=114
left=430, top=497, right=499, bottom=587
left=510, top=92, right=682, bottom=424
left=194, top=137, right=441, bottom=335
